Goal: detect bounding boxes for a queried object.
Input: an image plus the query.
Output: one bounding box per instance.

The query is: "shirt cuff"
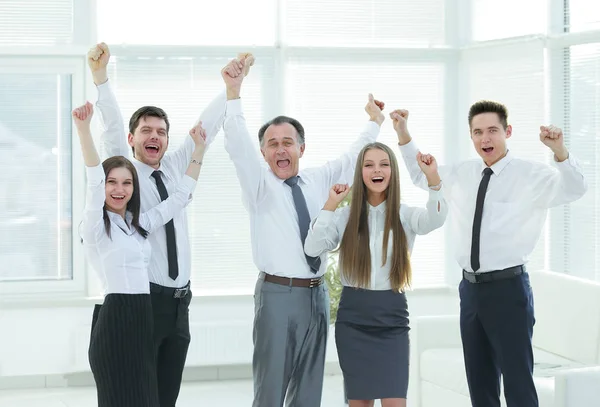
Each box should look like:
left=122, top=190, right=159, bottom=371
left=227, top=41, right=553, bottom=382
left=427, top=184, right=444, bottom=201
left=179, top=175, right=198, bottom=195
left=85, top=164, right=105, bottom=186
left=225, top=98, right=243, bottom=117
left=364, top=120, right=381, bottom=135
left=312, top=209, right=335, bottom=228
left=553, top=152, right=579, bottom=169
left=95, top=78, right=111, bottom=91
left=397, top=139, right=420, bottom=160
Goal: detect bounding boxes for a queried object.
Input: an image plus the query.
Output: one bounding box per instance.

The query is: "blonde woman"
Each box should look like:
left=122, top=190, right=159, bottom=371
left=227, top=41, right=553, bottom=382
left=304, top=142, right=447, bottom=407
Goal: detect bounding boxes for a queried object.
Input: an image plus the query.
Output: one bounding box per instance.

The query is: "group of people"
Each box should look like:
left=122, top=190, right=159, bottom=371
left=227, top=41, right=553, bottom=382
left=76, top=42, right=587, bottom=407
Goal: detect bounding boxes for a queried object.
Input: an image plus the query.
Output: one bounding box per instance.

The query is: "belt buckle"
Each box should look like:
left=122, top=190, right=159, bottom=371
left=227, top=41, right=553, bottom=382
left=309, top=278, right=320, bottom=288
left=173, top=286, right=188, bottom=298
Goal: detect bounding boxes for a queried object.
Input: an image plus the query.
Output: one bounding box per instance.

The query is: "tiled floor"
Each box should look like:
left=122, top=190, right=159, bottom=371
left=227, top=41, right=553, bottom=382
left=0, top=375, right=348, bottom=407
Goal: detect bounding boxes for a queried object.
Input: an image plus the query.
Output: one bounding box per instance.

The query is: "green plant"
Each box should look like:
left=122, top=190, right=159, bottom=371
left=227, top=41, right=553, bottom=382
left=324, top=191, right=352, bottom=325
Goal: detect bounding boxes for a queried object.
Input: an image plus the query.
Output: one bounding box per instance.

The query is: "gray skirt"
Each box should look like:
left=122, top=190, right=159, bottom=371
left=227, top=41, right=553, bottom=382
left=335, top=286, right=410, bottom=400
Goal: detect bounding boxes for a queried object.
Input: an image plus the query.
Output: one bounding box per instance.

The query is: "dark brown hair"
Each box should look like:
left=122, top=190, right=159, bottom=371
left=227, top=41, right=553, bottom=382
left=468, top=100, right=509, bottom=130
left=338, top=142, right=412, bottom=292
left=258, top=116, right=305, bottom=146
left=101, top=156, right=148, bottom=239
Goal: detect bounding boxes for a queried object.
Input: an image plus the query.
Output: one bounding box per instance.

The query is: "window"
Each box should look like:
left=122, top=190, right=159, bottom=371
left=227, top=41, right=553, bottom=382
left=470, top=0, right=546, bottom=42
left=0, top=0, right=74, bottom=46
left=551, top=42, right=600, bottom=280
left=567, top=0, right=600, bottom=33
left=0, top=73, right=73, bottom=282
left=461, top=39, right=548, bottom=271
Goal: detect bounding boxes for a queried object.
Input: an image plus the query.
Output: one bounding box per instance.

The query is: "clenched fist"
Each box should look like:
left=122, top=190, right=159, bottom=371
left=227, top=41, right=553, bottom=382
left=365, top=94, right=385, bottom=125
left=416, top=152, right=441, bottom=188
left=323, top=184, right=350, bottom=211
left=72, top=101, right=94, bottom=131
left=87, top=43, right=110, bottom=84
left=189, top=121, right=207, bottom=148
left=390, top=109, right=409, bottom=135
left=222, top=58, right=246, bottom=100
left=539, top=125, right=568, bottom=161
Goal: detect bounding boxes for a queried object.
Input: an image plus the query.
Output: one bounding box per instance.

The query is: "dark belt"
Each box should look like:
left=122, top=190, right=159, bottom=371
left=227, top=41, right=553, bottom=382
left=150, top=281, right=190, bottom=298
left=462, top=265, right=525, bottom=284
left=264, top=273, right=323, bottom=288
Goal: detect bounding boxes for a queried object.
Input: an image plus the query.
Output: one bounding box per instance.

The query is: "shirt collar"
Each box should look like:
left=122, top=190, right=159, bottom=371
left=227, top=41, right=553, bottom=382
left=106, top=210, right=135, bottom=236
left=368, top=200, right=386, bottom=214
left=133, top=156, right=161, bottom=180
left=480, top=149, right=513, bottom=176
left=270, top=169, right=311, bottom=185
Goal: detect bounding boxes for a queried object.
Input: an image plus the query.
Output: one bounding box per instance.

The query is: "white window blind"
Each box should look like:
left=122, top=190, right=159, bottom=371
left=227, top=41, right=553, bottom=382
left=286, top=57, right=447, bottom=287
left=0, top=0, right=73, bottom=45
left=0, top=74, right=73, bottom=281
left=284, top=0, right=447, bottom=47
left=552, top=42, right=600, bottom=280
left=470, top=0, right=546, bottom=42
left=97, top=0, right=276, bottom=46
left=461, top=40, right=547, bottom=271
left=567, top=0, right=600, bottom=33
left=106, top=56, right=272, bottom=295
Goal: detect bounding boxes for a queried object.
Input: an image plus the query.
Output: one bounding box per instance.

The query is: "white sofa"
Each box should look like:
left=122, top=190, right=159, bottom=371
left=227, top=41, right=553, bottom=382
left=408, top=271, right=600, bottom=407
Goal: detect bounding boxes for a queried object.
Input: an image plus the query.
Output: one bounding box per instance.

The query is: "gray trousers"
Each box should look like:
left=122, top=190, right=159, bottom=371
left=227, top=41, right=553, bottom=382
left=252, top=272, right=330, bottom=407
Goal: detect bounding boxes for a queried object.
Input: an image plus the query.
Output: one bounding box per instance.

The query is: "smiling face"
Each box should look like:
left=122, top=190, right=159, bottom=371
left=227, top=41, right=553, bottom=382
left=104, top=166, right=134, bottom=217
left=128, top=116, right=169, bottom=169
left=260, top=122, right=305, bottom=180
left=362, top=148, right=393, bottom=198
left=470, top=112, right=512, bottom=167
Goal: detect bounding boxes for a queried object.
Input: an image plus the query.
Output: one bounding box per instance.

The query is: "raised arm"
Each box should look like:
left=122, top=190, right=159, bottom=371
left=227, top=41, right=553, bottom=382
left=88, top=43, right=130, bottom=158
left=304, top=184, right=350, bottom=257
left=72, top=102, right=105, bottom=243
left=530, top=125, right=587, bottom=208
left=319, top=95, right=384, bottom=188
left=401, top=154, right=448, bottom=235
left=140, top=123, right=206, bottom=233
left=391, top=109, right=454, bottom=192
left=221, top=57, right=265, bottom=206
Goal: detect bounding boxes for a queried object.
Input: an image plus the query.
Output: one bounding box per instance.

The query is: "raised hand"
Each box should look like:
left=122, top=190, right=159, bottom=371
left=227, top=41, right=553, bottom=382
left=539, top=125, right=568, bottom=161
left=72, top=102, right=94, bottom=132
left=328, top=184, right=350, bottom=205
left=365, top=94, right=385, bottom=125
left=237, top=53, right=255, bottom=77
left=390, top=109, right=409, bottom=134
left=221, top=58, right=246, bottom=100
left=87, top=42, right=110, bottom=84
left=189, top=121, right=207, bottom=148
left=416, top=152, right=441, bottom=187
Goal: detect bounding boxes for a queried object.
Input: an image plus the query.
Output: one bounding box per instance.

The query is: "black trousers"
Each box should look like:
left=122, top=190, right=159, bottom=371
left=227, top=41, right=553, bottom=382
left=150, top=284, right=192, bottom=407
left=459, top=270, right=538, bottom=407
left=89, top=294, right=159, bottom=407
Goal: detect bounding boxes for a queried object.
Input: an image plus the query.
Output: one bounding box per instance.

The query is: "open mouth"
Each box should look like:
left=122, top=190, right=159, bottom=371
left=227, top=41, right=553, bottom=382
left=482, top=147, right=494, bottom=154
left=372, top=176, right=384, bottom=184
left=111, top=195, right=125, bottom=201
left=277, top=159, right=290, bottom=168
left=145, top=144, right=160, bottom=154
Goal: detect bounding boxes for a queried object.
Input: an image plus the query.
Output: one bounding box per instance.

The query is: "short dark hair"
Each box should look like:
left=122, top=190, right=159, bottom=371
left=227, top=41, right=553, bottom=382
left=258, top=116, right=305, bottom=145
left=128, top=106, right=170, bottom=154
left=468, top=100, right=509, bottom=130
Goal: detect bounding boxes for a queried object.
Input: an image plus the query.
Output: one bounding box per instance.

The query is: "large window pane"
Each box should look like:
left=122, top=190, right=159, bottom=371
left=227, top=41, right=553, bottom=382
left=568, top=0, right=600, bottom=32
left=284, top=0, right=446, bottom=47
left=107, top=56, right=272, bottom=294
left=286, top=57, right=446, bottom=286
left=0, top=74, right=72, bottom=281
left=0, top=0, right=73, bottom=46
left=471, top=0, right=546, bottom=41
left=97, top=0, right=276, bottom=46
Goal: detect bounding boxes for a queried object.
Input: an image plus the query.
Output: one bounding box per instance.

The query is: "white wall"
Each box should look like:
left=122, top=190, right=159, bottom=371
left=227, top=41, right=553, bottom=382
left=0, top=287, right=459, bottom=387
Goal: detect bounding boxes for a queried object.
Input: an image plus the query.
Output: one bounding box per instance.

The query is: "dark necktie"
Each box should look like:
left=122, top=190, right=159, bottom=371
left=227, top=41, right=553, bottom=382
left=151, top=171, right=179, bottom=280
left=470, top=167, right=494, bottom=272
left=285, top=176, right=321, bottom=274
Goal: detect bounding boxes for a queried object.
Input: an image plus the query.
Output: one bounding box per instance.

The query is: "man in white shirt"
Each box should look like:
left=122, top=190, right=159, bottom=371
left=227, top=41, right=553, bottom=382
left=392, top=101, right=587, bottom=407
left=87, top=43, right=250, bottom=407
left=220, top=58, right=384, bottom=407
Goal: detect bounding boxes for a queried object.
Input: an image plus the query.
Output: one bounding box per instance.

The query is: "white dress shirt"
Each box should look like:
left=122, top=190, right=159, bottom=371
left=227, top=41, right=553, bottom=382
left=95, top=80, right=226, bottom=287
left=399, top=140, right=587, bottom=273
left=304, top=187, right=447, bottom=290
left=82, top=164, right=197, bottom=295
left=223, top=98, right=381, bottom=279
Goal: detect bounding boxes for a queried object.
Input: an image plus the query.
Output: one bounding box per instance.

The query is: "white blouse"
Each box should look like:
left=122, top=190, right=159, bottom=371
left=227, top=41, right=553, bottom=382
left=81, top=164, right=196, bottom=296
left=304, top=188, right=448, bottom=290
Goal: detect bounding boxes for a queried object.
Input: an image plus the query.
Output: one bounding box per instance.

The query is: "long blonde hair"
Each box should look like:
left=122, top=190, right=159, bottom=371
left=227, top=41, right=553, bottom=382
left=338, top=142, right=412, bottom=292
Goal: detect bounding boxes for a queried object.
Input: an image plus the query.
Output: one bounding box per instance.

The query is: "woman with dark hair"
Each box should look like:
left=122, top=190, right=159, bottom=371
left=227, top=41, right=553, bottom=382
left=304, top=142, right=447, bottom=407
left=72, top=101, right=206, bottom=407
